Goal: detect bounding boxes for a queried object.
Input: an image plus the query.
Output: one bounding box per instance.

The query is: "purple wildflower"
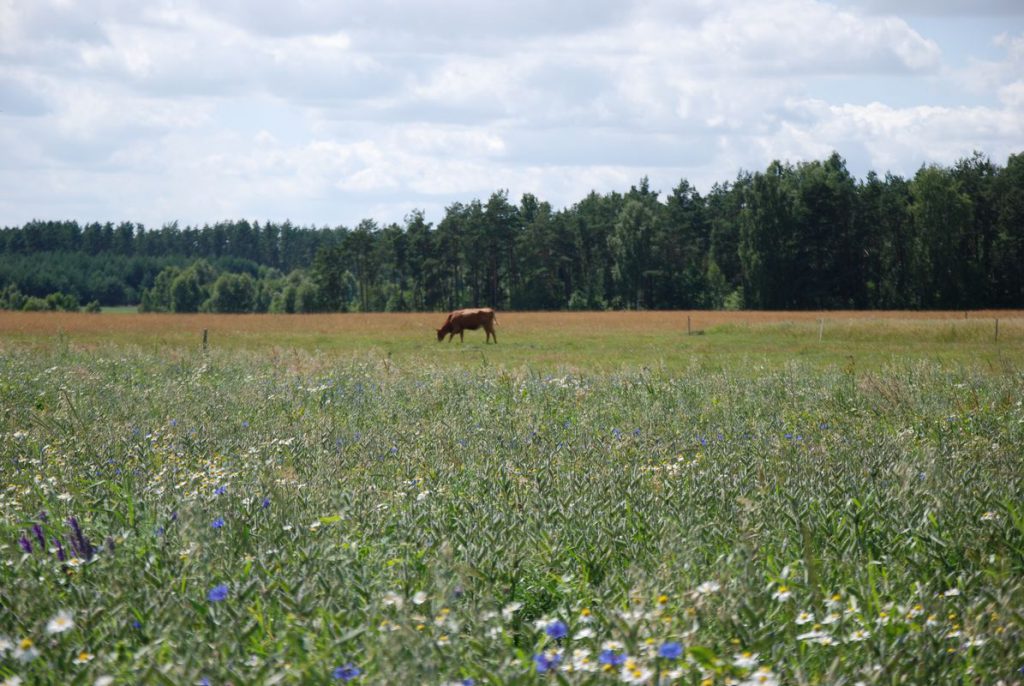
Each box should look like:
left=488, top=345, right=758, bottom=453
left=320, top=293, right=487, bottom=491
left=212, top=517, right=225, bottom=529
left=214, top=485, right=227, bottom=496
left=545, top=620, right=569, bottom=640
left=32, top=523, right=46, bottom=548
left=207, top=584, right=229, bottom=602
left=53, top=537, right=66, bottom=562
left=533, top=651, right=562, bottom=673
left=333, top=663, right=361, bottom=681
left=68, top=516, right=94, bottom=560
left=18, top=534, right=32, bottom=554
left=658, top=642, right=684, bottom=660
left=261, top=497, right=271, bottom=509
left=598, top=649, right=626, bottom=667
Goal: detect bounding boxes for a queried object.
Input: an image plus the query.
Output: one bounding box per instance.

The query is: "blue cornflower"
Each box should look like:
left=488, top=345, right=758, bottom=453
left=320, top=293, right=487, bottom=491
left=261, top=497, right=271, bottom=509
left=214, top=485, right=227, bottom=496
left=460, top=680, right=475, bottom=686
left=533, top=651, right=562, bottom=673
left=332, top=663, right=361, bottom=681
left=212, top=517, right=225, bottom=529
left=658, top=642, right=684, bottom=660
left=207, top=584, right=229, bottom=602
left=598, top=649, right=626, bottom=666
left=545, top=620, right=568, bottom=640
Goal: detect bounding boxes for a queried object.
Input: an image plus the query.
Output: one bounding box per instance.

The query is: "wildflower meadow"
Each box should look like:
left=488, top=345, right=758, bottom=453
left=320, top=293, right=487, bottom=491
left=1, top=317, right=1023, bottom=684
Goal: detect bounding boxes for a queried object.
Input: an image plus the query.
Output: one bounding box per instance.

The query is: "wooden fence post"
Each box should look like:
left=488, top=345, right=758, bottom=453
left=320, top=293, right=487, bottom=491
left=203, top=329, right=208, bottom=352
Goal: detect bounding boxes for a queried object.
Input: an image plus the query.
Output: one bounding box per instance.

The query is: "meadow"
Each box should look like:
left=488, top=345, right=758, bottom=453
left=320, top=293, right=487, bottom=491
left=1, top=311, right=1023, bottom=684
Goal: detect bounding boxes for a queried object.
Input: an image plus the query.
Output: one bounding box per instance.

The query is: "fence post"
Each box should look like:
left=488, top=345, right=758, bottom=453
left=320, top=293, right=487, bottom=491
left=203, top=329, right=208, bottom=352
left=995, top=318, right=999, bottom=342
left=687, top=315, right=691, bottom=336
left=818, top=319, right=824, bottom=342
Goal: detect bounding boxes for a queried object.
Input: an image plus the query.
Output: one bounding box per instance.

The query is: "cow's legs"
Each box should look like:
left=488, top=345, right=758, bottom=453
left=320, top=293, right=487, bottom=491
left=459, top=330, right=464, bottom=342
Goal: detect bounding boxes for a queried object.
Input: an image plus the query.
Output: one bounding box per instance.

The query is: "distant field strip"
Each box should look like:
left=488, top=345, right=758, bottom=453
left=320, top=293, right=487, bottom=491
left=2, top=310, right=1021, bottom=373
left=1, top=309, right=1021, bottom=338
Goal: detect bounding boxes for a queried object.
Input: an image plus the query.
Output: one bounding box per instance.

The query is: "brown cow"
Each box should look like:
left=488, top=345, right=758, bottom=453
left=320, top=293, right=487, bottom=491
left=436, top=308, right=498, bottom=343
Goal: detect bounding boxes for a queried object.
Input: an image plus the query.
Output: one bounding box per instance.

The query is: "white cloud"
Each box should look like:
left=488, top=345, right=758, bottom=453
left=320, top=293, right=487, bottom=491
left=0, top=0, right=1022, bottom=229
left=759, top=98, right=1024, bottom=173
left=854, top=0, right=1024, bottom=16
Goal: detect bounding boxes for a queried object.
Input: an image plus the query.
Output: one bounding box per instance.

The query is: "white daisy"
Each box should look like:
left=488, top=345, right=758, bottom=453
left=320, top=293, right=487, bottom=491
left=13, top=638, right=38, bottom=662
left=620, top=658, right=652, bottom=684
left=46, top=610, right=75, bottom=634
left=733, top=651, right=759, bottom=669
left=501, top=601, right=523, bottom=621
left=796, top=629, right=828, bottom=642
left=741, top=666, right=778, bottom=686
left=381, top=591, right=404, bottom=609
left=695, top=581, right=721, bottom=595
left=847, top=628, right=870, bottom=642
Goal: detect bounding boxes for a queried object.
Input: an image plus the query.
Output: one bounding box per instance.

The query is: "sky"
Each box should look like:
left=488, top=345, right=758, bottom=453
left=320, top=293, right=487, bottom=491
left=1, top=0, right=1022, bottom=230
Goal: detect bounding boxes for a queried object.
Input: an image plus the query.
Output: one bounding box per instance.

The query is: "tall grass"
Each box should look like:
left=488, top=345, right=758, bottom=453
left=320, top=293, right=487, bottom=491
left=1, top=344, right=1022, bottom=684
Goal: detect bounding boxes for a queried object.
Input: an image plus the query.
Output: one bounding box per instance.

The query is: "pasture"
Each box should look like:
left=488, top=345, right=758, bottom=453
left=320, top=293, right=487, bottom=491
left=1, top=311, right=1023, bottom=684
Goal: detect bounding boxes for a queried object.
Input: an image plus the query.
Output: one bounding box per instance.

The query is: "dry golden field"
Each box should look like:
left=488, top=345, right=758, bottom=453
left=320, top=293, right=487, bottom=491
left=1, top=309, right=1021, bottom=370
left=1, top=309, right=1022, bottom=335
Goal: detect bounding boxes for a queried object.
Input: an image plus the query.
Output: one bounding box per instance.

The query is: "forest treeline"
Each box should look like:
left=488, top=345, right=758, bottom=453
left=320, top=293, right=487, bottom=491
left=1, top=150, right=1022, bottom=313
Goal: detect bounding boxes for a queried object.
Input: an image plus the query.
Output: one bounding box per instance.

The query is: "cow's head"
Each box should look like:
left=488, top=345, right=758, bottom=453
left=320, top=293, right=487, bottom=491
left=436, top=328, right=445, bottom=342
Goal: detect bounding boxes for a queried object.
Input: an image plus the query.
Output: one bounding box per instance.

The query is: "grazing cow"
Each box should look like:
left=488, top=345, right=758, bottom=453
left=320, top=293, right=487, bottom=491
left=436, top=308, right=498, bottom=344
